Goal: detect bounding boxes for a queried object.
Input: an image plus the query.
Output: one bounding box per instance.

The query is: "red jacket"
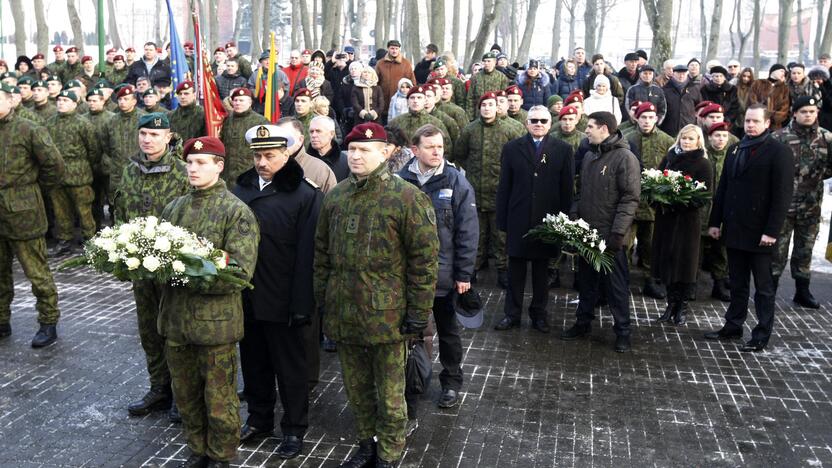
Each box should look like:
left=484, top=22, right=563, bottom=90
left=283, top=64, right=308, bottom=93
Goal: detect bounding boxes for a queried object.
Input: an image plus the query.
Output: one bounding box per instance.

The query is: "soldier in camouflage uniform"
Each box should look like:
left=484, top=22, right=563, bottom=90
left=466, top=52, right=509, bottom=120
left=31, top=80, right=56, bottom=122
left=59, top=47, right=83, bottom=84
left=46, top=74, right=62, bottom=102
left=112, top=113, right=190, bottom=420
left=433, top=78, right=469, bottom=132
left=103, top=86, right=145, bottom=196
left=219, top=87, right=268, bottom=187
left=10, top=86, right=44, bottom=124
left=388, top=85, right=452, bottom=153
left=495, top=90, right=527, bottom=136
left=62, top=80, right=89, bottom=115
left=453, top=91, right=525, bottom=288
left=142, top=89, right=167, bottom=114
left=0, top=83, right=66, bottom=348
left=105, top=55, right=129, bottom=87
left=314, top=123, right=439, bottom=468
left=167, top=82, right=205, bottom=143
left=46, top=90, right=101, bottom=255
left=159, top=136, right=259, bottom=467
left=85, top=89, right=115, bottom=228
left=617, top=101, right=642, bottom=137
left=701, top=122, right=734, bottom=302
left=48, top=45, right=67, bottom=79
left=432, top=58, right=467, bottom=110
left=771, top=96, right=832, bottom=309
left=506, top=85, right=529, bottom=125
left=549, top=105, right=586, bottom=150
left=423, top=86, right=460, bottom=145
left=625, top=102, right=675, bottom=299
left=18, top=76, right=35, bottom=108
left=291, top=88, right=316, bottom=143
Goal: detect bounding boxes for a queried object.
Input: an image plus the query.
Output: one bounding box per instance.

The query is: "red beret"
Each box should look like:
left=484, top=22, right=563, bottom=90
left=707, top=122, right=732, bottom=135
left=115, top=86, right=136, bottom=99
left=53, top=45, right=64, bottom=52
left=294, top=88, right=312, bottom=99
left=694, top=100, right=714, bottom=112
left=634, top=102, right=658, bottom=118
left=495, top=90, right=507, bottom=98
left=31, top=53, right=45, bottom=60
left=184, top=41, right=194, bottom=49
left=302, top=49, right=312, bottom=55
left=175, top=81, right=194, bottom=94
left=505, top=85, right=523, bottom=97
left=225, top=42, right=236, bottom=48
left=81, top=55, right=93, bottom=64
left=407, top=85, right=428, bottom=98
left=558, top=105, right=578, bottom=120
left=230, top=87, right=252, bottom=99
left=106, top=48, right=117, bottom=54
left=126, top=47, right=136, bottom=53
left=698, top=103, right=724, bottom=117
left=183, top=137, right=226, bottom=159
left=479, top=91, right=497, bottom=106
left=565, top=90, right=584, bottom=104
left=66, top=47, right=78, bottom=54
left=214, top=47, right=226, bottom=54
left=344, top=122, right=387, bottom=146
left=430, top=78, right=451, bottom=86
left=628, top=100, right=643, bottom=111
left=113, top=55, right=125, bottom=62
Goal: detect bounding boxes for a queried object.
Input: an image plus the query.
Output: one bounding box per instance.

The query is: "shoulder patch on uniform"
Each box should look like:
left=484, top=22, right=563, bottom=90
left=426, top=208, right=436, bottom=225
left=238, top=218, right=253, bottom=235
left=303, top=177, right=320, bottom=189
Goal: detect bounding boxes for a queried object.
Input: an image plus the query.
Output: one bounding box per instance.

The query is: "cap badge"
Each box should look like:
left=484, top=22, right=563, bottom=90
left=365, top=129, right=374, bottom=139
left=256, top=126, right=269, bottom=138
left=194, top=141, right=204, bottom=150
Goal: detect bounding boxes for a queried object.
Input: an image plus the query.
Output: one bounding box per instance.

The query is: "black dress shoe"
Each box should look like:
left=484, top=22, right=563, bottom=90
left=240, top=423, right=273, bottom=443
left=438, top=388, right=459, bottom=408
left=276, top=435, right=304, bottom=459
left=128, top=386, right=172, bottom=416
left=614, top=335, right=631, bottom=353
left=531, top=318, right=551, bottom=333
left=177, top=453, right=208, bottom=468
left=169, top=400, right=182, bottom=423
left=376, top=457, right=400, bottom=468
left=493, top=316, right=520, bottom=330
left=31, top=323, right=57, bottom=348
left=703, top=327, right=743, bottom=340
left=642, top=278, right=666, bottom=299
left=673, top=302, right=689, bottom=326
left=205, top=460, right=229, bottom=468
left=740, top=340, right=767, bottom=352
left=0, top=323, right=10, bottom=338
left=322, top=336, right=337, bottom=352
left=496, top=269, right=509, bottom=289
left=560, top=322, right=591, bottom=340
left=338, top=438, right=377, bottom=468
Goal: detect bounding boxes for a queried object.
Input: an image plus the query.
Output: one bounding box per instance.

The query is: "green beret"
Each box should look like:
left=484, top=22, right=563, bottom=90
left=94, top=79, right=113, bottom=89
left=46, top=74, right=61, bottom=83
left=547, top=95, right=563, bottom=107
left=0, top=72, right=18, bottom=81
left=17, top=76, right=34, bottom=86
left=87, top=88, right=106, bottom=99
left=63, top=79, right=82, bottom=90
left=433, top=58, right=446, bottom=69
left=58, top=90, right=78, bottom=102
left=0, top=83, right=15, bottom=94
left=138, top=112, right=170, bottom=130
left=9, top=86, right=20, bottom=94
left=143, top=88, right=159, bottom=97
left=482, top=52, right=498, bottom=61
left=31, top=80, right=48, bottom=90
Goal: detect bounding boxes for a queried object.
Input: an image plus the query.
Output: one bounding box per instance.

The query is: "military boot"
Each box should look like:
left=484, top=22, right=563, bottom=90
left=128, top=386, right=172, bottom=416
left=0, top=323, right=10, bottom=338
left=496, top=269, right=509, bottom=289
left=177, top=454, right=208, bottom=468
left=31, top=323, right=57, bottom=348
left=643, top=277, right=666, bottom=299
left=376, top=457, right=400, bottom=468
left=793, top=278, right=820, bottom=309
left=338, top=439, right=377, bottom=468
left=49, top=240, right=73, bottom=257
left=710, top=278, right=731, bottom=302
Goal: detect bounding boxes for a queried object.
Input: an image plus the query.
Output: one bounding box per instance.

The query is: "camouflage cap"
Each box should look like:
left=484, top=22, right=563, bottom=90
left=17, top=76, right=34, bottom=86
left=137, top=112, right=170, bottom=130
left=31, top=80, right=48, bottom=90
left=57, top=90, right=78, bottom=102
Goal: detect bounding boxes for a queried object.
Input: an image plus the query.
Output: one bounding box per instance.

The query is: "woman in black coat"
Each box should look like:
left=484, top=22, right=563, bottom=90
left=652, top=124, right=714, bottom=325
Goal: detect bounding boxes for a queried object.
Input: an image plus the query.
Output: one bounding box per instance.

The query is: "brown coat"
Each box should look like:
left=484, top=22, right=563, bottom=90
left=350, top=84, right=385, bottom=125
left=746, top=79, right=791, bottom=130
left=375, top=53, right=416, bottom=115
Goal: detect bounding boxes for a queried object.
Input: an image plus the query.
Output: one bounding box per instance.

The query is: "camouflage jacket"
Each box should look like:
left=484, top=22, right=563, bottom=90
left=452, top=117, right=525, bottom=211
left=113, top=150, right=190, bottom=224
left=46, top=111, right=102, bottom=186
left=32, top=100, right=56, bottom=123
left=467, top=69, right=509, bottom=119
left=772, top=122, right=832, bottom=221
left=15, top=105, right=43, bottom=125
left=437, top=101, right=469, bottom=134
left=60, top=62, right=83, bottom=84
left=445, top=75, right=467, bottom=110
left=499, top=114, right=526, bottom=135
left=508, top=108, right=528, bottom=125
left=219, top=109, right=269, bottom=186
left=618, top=120, right=636, bottom=138
left=388, top=110, right=452, bottom=154
left=103, top=108, right=146, bottom=188
left=144, top=104, right=167, bottom=114
left=0, top=110, right=65, bottom=240
left=168, top=103, right=206, bottom=143
left=85, top=109, right=115, bottom=174
left=159, top=180, right=260, bottom=346
left=701, top=139, right=737, bottom=233
left=627, top=126, right=674, bottom=220
left=314, top=163, right=439, bottom=345
left=428, top=107, right=459, bottom=149
left=550, top=127, right=586, bottom=152
left=296, top=111, right=314, bottom=145
left=106, top=68, right=128, bottom=86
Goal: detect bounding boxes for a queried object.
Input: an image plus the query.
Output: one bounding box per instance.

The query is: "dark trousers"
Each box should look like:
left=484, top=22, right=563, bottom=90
left=239, top=318, right=309, bottom=437
left=724, top=248, right=776, bottom=343
left=504, top=257, right=549, bottom=320
left=303, top=307, right=321, bottom=389
left=575, top=249, right=631, bottom=336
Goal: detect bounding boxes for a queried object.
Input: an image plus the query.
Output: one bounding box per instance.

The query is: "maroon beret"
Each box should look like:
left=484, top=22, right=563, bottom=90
left=229, top=87, right=252, bottom=99
left=565, top=90, right=584, bottom=104
left=183, top=137, right=226, bottom=159
left=81, top=55, right=93, bottom=64
left=634, top=102, right=658, bottom=118
left=558, top=105, right=578, bottom=120
left=115, top=86, right=136, bottom=99
left=294, top=88, right=312, bottom=99
left=224, top=41, right=236, bottom=49
left=344, top=122, right=387, bottom=146
left=184, top=41, right=194, bottom=49
left=53, top=45, right=64, bottom=52
left=494, top=90, right=507, bottom=98
left=66, top=47, right=78, bottom=54
left=698, top=103, right=724, bottom=117
left=505, top=85, right=523, bottom=97
left=31, top=53, right=45, bottom=61
left=113, top=55, right=125, bottom=62
left=707, top=121, right=732, bottom=135
left=479, top=91, right=498, bottom=106
left=407, top=85, right=428, bottom=98
left=430, top=78, right=451, bottom=86
left=214, top=47, right=226, bottom=54
left=628, top=100, right=643, bottom=111
left=107, top=48, right=117, bottom=54
left=125, top=47, right=136, bottom=53
left=694, top=100, right=714, bottom=112
left=175, top=81, right=194, bottom=94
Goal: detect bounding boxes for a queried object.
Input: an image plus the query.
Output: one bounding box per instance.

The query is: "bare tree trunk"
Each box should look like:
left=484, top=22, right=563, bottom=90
left=815, top=0, right=825, bottom=59
left=10, top=0, right=26, bottom=56
left=34, top=0, right=49, bottom=54
left=107, top=0, right=123, bottom=49
left=796, top=0, right=805, bottom=61
left=262, top=0, right=271, bottom=51
left=431, top=0, right=446, bottom=51
left=374, top=0, right=387, bottom=50
left=391, top=0, right=403, bottom=43
left=403, top=0, right=420, bottom=61
left=210, top=0, right=221, bottom=49
left=329, top=0, right=344, bottom=50
left=567, top=0, right=578, bottom=52
left=300, top=0, right=313, bottom=48
left=155, top=0, right=162, bottom=44
left=706, top=0, right=723, bottom=61
left=351, top=0, right=365, bottom=50
left=452, top=0, right=460, bottom=55
left=584, top=0, right=597, bottom=56
left=752, top=0, right=762, bottom=73
left=550, top=0, right=563, bottom=61
left=467, top=0, right=506, bottom=68
left=821, top=0, right=832, bottom=57
left=642, top=0, right=673, bottom=67
left=777, top=0, right=794, bottom=64
left=508, top=1, right=518, bottom=58
left=233, top=0, right=245, bottom=44
left=251, top=0, right=263, bottom=60
left=596, top=0, right=617, bottom=52
left=464, top=0, right=474, bottom=66
left=672, top=0, right=682, bottom=56
left=291, top=0, right=301, bottom=48
left=313, top=0, right=319, bottom=47
left=700, top=0, right=708, bottom=59
left=635, top=0, right=642, bottom=49
left=67, top=0, right=84, bottom=52
left=515, top=0, right=539, bottom=64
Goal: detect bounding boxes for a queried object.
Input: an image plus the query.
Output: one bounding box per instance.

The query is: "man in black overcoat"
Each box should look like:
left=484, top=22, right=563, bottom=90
left=706, top=104, right=794, bottom=352
left=232, top=124, right=323, bottom=458
left=495, top=105, right=575, bottom=332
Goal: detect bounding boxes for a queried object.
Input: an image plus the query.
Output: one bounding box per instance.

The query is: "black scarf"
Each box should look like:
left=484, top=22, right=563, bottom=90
left=736, top=130, right=770, bottom=172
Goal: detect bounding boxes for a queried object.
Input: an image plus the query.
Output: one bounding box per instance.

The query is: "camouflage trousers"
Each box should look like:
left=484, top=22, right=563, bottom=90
left=132, top=280, right=170, bottom=387
left=626, top=220, right=653, bottom=269
left=167, top=343, right=240, bottom=462
left=338, top=342, right=407, bottom=463
left=476, top=210, right=507, bottom=271
left=772, top=216, right=819, bottom=281
left=0, top=237, right=59, bottom=325
left=700, top=236, right=728, bottom=280
left=50, top=185, right=96, bottom=241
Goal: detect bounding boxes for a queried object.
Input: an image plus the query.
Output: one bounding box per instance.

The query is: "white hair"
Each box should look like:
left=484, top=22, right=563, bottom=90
left=527, top=105, right=549, bottom=117
left=310, top=114, right=336, bottom=132
left=349, top=61, right=364, bottom=72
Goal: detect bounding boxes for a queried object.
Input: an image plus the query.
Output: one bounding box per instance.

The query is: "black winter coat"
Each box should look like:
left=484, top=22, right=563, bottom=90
left=650, top=148, right=713, bottom=284
left=700, top=81, right=741, bottom=125
left=708, top=133, right=794, bottom=253
left=125, top=59, right=172, bottom=86
left=660, top=80, right=702, bottom=137
left=497, top=134, right=575, bottom=258
left=308, top=140, right=350, bottom=182
left=233, top=159, right=323, bottom=324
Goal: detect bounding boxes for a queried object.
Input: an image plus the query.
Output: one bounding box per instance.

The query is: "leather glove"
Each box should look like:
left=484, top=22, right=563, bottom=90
left=607, top=233, right=625, bottom=253
left=399, top=318, right=428, bottom=336
left=290, top=314, right=311, bottom=327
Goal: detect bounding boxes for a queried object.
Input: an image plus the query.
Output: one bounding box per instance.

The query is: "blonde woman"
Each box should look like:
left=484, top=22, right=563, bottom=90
left=350, top=65, right=385, bottom=125
left=311, top=95, right=344, bottom=144
left=652, top=124, right=714, bottom=325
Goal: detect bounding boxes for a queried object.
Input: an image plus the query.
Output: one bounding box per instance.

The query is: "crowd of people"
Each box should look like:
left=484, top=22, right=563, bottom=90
left=1, top=34, right=831, bottom=468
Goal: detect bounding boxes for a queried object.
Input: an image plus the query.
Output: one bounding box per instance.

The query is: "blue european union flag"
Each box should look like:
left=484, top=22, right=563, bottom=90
left=166, top=0, right=189, bottom=109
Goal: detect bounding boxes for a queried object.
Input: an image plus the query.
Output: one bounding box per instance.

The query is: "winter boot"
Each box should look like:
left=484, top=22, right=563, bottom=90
left=793, top=278, right=820, bottom=309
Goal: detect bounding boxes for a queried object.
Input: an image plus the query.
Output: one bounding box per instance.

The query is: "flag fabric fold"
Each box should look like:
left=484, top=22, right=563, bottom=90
left=166, top=0, right=189, bottom=109
left=192, top=6, right=227, bottom=137
left=264, top=32, right=281, bottom=123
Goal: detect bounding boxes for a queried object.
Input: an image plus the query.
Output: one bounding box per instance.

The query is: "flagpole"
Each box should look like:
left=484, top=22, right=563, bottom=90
left=97, top=0, right=105, bottom=73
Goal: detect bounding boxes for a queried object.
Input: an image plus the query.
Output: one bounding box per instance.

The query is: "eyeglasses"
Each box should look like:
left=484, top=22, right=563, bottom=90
left=528, top=118, right=549, bottom=124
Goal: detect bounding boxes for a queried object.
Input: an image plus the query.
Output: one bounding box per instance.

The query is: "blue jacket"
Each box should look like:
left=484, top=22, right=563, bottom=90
left=555, top=74, right=580, bottom=99
left=516, top=71, right=552, bottom=110
left=398, top=159, right=479, bottom=297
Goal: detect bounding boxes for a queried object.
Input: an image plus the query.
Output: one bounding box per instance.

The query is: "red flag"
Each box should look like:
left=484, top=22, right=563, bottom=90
left=192, top=8, right=226, bottom=137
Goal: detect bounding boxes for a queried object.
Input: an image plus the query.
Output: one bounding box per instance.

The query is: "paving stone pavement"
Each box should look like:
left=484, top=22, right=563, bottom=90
left=1, top=257, right=832, bottom=467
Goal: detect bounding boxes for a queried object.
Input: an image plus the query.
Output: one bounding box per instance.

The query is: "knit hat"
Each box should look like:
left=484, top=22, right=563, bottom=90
left=547, top=95, right=563, bottom=107
left=709, top=65, right=729, bottom=77
left=593, top=75, right=610, bottom=89
left=769, top=63, right=787, bottom=76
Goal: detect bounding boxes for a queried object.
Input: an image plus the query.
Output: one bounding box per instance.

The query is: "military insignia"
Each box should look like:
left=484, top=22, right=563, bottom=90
left=426, top=209, right=436, bottom=225
left=256, top=126, right=269, bottom=138
left=238, top=219, right=252, bottom=235
left=810, top=98, right=816, bottom=105
left=153, top=117, right=162, bottom=127
left=365, top=128, right=374, bottom=139
left=194, top=140, right=204, bottom=150
left=346, top=215, right=359, bottom=233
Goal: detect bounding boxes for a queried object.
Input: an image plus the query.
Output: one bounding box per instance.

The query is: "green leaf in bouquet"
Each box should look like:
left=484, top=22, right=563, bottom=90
left=57, top=255, right=89, bottom=271
left=180, top=253, right=219, bottom=278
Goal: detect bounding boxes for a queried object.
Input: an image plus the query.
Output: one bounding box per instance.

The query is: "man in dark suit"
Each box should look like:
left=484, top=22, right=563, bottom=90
left=706, top=104, right=794, bottom=352
left=495, top=105, right=575, bottom=332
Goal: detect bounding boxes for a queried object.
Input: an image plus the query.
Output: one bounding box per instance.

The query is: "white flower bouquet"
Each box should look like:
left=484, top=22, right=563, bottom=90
left=641, top=168, right=709, bottom=206
left=525, top=212, right=615, bottom=273
left=59, top=216, right=252, bottom=289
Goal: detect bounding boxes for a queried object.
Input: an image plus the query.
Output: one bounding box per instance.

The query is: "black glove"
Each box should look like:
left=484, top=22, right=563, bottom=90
left=290, top=314, right=311, bottom=327
left=399, top=318, right=428, bottom=336
left=607, top=233, right=625, bottom=253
